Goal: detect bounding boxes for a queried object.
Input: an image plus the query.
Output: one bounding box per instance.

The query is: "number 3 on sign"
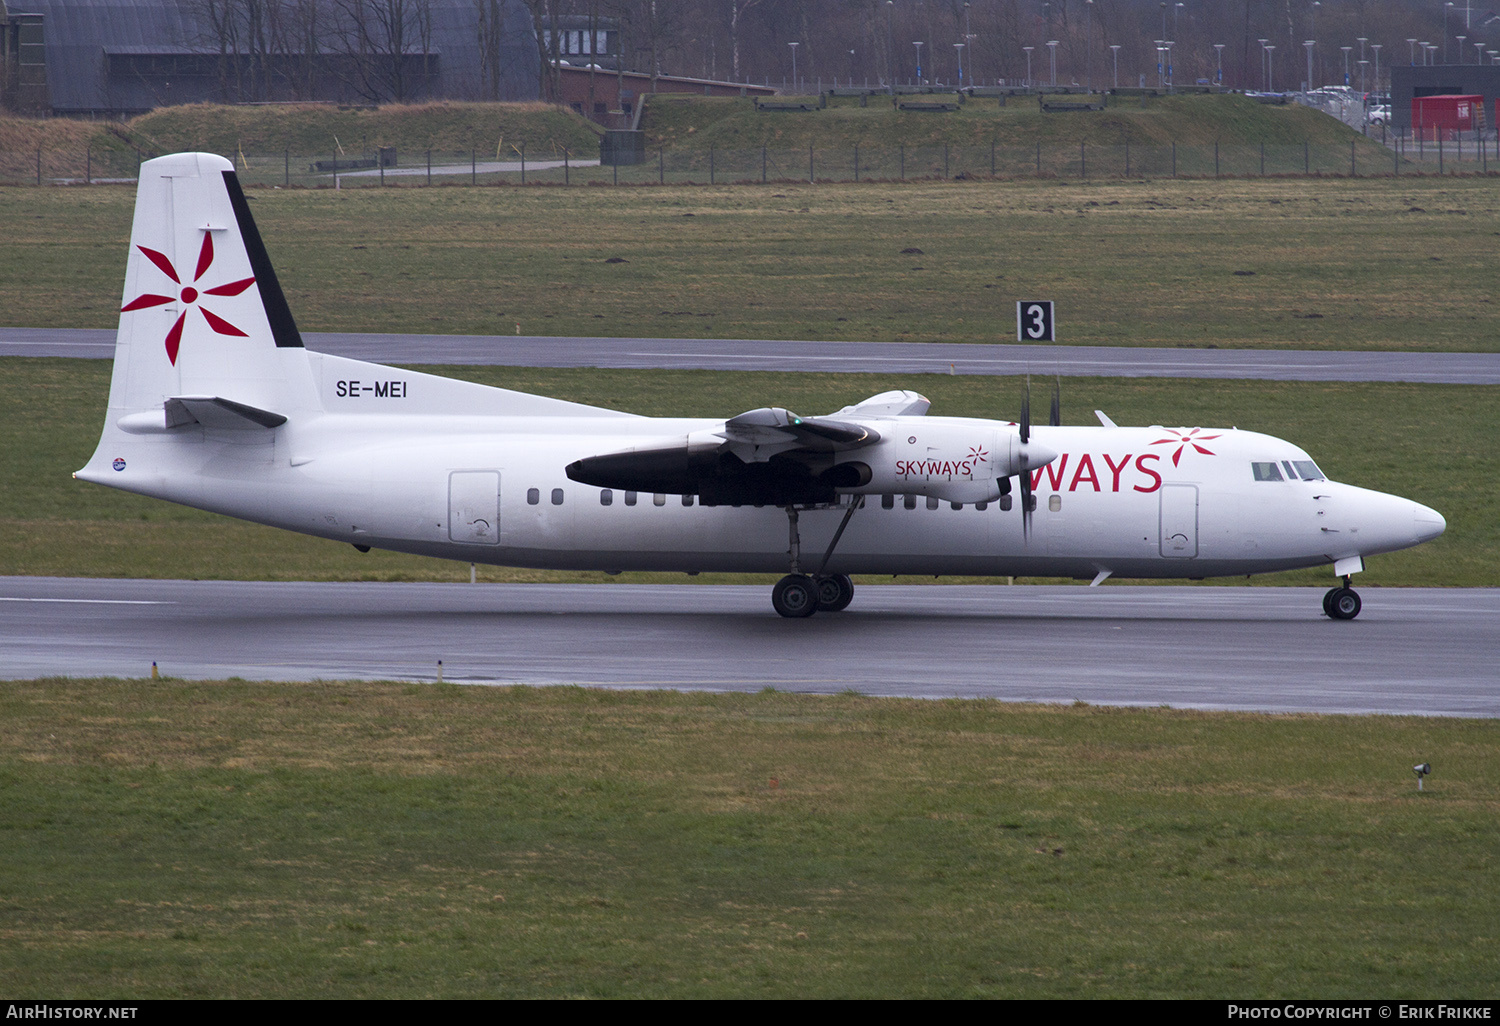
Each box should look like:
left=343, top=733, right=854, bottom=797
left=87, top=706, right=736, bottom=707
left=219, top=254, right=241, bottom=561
left=1016, top=301, right=1055, bottom=342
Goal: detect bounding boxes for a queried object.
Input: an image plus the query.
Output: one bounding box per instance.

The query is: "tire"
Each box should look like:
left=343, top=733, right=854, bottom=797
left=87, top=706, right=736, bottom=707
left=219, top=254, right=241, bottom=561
left=815, top=573, right=855, bottom=612
left=1322, top=587, right=1340, bottom=617
left=1328, top=587, right=1362, bottom=621
left=772, top=574, right=819, bottom=618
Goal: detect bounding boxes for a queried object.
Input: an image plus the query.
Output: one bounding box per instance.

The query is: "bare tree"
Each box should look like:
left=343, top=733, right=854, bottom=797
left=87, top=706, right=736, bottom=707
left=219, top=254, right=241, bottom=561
left=329, top=0, right=437, bottom=103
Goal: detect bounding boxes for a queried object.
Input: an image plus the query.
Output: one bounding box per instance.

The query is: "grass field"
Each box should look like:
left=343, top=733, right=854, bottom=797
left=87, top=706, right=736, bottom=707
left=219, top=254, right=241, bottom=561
left=1, top=679, right=1495, bottom=998
left=2, top=357, right=1491, bottom=586
left=2, top=176, right=1498, bottom=350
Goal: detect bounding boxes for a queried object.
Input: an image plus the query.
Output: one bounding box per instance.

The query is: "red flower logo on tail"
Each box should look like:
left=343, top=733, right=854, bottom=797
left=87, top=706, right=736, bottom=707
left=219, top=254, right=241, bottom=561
left=121, top=233, right=255, bottom=365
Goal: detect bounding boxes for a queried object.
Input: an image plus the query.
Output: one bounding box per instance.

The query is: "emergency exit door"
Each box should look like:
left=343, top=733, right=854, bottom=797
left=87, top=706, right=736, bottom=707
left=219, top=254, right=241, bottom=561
left=1159, top=483, right=1198, bottom=558
left=449, top=471, right=500, bottom=544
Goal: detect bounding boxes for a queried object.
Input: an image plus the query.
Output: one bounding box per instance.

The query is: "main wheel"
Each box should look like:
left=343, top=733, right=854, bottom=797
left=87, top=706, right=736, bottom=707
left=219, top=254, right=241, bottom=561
left=815, top=573, right=855, bottom=612
left=772, top=574, right=819, bottom=618
left=1327, top=587, right=1362, bottom=621
left=1322, top=587, right=1340, bottom=617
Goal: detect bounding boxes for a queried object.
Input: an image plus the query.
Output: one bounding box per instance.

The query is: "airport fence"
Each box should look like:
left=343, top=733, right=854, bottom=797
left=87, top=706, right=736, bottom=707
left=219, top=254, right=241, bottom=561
left=2, top=137, right=1496, bottom=187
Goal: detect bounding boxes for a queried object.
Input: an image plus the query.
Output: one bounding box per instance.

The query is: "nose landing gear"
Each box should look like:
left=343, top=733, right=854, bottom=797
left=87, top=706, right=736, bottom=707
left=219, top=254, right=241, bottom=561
left=1323, top=576, right=1362, bottom=620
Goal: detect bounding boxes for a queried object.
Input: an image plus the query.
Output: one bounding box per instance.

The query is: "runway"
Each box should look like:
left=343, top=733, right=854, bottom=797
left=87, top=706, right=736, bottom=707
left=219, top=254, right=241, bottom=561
left=4, top=578, right=1495, bottom=717
left=4, top=327, right=1499, bottom=383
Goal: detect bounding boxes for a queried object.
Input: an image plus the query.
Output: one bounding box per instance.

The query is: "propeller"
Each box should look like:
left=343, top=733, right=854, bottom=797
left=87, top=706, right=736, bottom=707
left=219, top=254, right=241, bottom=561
left=1012, top=375, right=1062, bottom=542
left=1018, top=376, right=1035, bottom=540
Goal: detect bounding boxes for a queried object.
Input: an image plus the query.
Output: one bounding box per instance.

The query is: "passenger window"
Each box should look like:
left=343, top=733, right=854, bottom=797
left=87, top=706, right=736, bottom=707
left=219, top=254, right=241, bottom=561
left=600, top=489, right=613, bottom=506
left=951, top=501, right=963, bottom=511
left=881, top=494, right=895, bottom=510
left=1048, top=494, right=1062, bottom=512
left=975, top=501, right=988, bottom=511
left=526, top=487, right=540, bottom=505
left=681, top=494, right=693, bottom=507
left=1000, top=495, right=1013, bottom=511
left=1251, top=462, right=1284, bottom=482
left=653, top=493, right=666, bottom=506
left=926, top=496, right=939, bottom=510
left=1293, top=460, right=1325, bottom=481
left=551, top=488, right=564, bottom=505
left=903, top=495, right=917, bottom=510
left=624, top=491, right=637, bottom=506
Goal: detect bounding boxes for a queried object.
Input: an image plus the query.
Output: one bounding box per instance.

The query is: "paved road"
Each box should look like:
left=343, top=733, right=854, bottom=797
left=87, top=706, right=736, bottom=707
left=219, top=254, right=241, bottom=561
left=4, top=578, right=1494, bottom=717
left=4, top=327, right=1499, bottom=383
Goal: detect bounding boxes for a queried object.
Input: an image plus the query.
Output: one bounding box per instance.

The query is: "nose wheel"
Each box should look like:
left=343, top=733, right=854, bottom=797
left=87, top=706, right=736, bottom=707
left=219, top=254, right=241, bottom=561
left=1323, top=579, right=1362, bottom=620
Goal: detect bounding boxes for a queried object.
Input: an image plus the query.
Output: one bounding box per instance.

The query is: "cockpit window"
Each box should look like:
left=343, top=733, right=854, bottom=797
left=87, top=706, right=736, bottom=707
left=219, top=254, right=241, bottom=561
left=1251, top=462, right=1284, bottom=482
left=1292, top=460, right=1325, bottom=481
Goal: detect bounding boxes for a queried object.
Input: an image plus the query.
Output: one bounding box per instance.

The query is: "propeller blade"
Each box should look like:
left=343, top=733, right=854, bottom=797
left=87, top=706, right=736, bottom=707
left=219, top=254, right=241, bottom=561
left=1050, top=375, right=1061, bottom=427
left=1020, top=375, right=1031, bottom=445
left=1020, top=472, right=1033, bottom=541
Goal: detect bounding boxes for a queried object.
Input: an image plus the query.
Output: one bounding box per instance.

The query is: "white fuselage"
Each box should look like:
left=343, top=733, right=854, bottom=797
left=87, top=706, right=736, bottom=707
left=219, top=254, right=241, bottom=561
left=83, top=353, right=1444, bottom=583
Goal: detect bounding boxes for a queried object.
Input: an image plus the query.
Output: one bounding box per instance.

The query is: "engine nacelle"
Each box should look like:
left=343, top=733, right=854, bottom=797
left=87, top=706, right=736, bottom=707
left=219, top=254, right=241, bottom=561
left=830, top=417, right=1055, bottom=503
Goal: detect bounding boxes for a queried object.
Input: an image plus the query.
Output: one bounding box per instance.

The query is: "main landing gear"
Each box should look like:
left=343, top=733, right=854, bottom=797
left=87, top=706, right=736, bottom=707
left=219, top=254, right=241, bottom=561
left=772, top=500, right=861, bottom=618
left=1323, top=576, right=1362, bottom=620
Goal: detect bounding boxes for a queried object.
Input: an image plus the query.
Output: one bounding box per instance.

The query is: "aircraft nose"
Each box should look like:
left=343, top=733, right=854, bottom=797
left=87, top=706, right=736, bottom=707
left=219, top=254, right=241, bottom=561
left=1414, top=502, right=1447, bottom=543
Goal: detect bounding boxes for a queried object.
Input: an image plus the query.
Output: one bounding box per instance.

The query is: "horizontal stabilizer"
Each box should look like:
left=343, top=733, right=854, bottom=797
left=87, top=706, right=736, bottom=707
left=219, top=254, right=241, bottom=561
left=165, top=395, right=287, bottom=430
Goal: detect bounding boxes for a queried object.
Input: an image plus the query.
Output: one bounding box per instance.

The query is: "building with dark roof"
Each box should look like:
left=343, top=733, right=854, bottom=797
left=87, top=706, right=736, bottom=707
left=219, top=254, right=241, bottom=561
left=1, top=0, right=540, bottom=116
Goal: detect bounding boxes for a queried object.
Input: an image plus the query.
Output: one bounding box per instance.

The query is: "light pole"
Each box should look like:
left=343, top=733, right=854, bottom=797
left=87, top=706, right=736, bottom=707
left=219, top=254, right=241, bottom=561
left=1477, top=42, right=1487, bottom=65
left=1358, top=59, right=1368, bottom=94
left=1166, top=40, right=1175, bottom=90
left=1445, top=3, right=1454, bottom=64
left=1372, top=44, right=1381, bottom=94
left=1304, top=40, right=1315, bottom=92
left=1456, top=35, right=1467, bottom=63
left=1214, top=43, right=1224, bottom=86
left=789, top=41, right=799, bottom=91
left=1047, top=39, right=1058, bottom=86
left=1111, top=44, right=1122, bottom=88
left=886, top=1, right=894, bottom=93
left=1342, top=45, right=1352, bottom=86
left=1086, top=0, right=1094, bottom=91
left=1159, top=40, right=1167, bottom=88
left=1023, top=46, right=1034, bottom=88
left=1258, top=39, right=1269, bottom=90
left=954, top=42, right=964, bottom=86
left=1408, top=38, right=1418, bottom=65
left=913, top=40, right=922, bottom=84
left=1265, top=44, right=1274, bottom=91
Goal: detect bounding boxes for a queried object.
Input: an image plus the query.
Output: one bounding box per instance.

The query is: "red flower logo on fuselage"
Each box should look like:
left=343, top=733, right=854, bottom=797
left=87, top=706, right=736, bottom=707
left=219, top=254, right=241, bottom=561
left=1151, top=427, right=1221, bottom=467
left=121, top=233, right=255, bottom=365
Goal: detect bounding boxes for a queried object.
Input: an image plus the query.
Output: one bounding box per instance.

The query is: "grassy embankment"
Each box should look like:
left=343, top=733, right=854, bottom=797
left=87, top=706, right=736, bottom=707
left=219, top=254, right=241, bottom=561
left=1, top=679, right=1496, bottom=998
left=2, top=358, right=1491, bottom=586
left=0, top=101, right=603, bottom=183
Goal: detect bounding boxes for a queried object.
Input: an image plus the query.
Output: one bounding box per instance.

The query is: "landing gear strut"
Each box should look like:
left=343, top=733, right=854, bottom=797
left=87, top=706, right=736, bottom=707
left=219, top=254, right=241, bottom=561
left=772, top=500, right=862, bottom=618
left=1323, top=575, right=1362, bottom=620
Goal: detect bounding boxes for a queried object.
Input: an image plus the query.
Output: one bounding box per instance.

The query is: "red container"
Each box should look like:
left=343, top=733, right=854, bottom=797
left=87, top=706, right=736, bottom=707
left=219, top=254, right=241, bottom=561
left=1411, top=95, right=1485, bottom=140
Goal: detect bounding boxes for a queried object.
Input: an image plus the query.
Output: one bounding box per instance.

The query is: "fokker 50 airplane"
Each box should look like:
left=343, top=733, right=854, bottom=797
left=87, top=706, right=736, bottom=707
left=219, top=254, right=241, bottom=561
left=77, top=153, right=1446, bottom=619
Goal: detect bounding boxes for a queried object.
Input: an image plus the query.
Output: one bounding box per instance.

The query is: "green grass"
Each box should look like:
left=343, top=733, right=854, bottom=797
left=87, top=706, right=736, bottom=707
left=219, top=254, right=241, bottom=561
left=640, top=91, right=1382, bottom=151
left=1, top=679, right=1495, bottom=998
left=2, top=358, right=1491, bottom=586
left=3, top=177, right=1498, bottom=350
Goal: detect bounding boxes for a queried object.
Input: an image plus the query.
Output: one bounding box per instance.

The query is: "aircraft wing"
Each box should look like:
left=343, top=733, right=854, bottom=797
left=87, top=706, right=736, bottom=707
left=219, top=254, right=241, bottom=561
left=565, top=405, right=884, bottom=506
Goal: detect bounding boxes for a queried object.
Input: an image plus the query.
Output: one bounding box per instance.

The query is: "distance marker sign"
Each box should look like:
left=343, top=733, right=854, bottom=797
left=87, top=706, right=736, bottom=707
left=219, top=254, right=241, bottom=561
left=1016, top=301, right=1056, bottom=342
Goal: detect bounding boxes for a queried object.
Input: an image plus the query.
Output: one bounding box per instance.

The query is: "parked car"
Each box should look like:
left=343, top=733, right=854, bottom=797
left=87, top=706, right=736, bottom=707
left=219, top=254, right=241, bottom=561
left=1367, top=104, right=1391, bottom=125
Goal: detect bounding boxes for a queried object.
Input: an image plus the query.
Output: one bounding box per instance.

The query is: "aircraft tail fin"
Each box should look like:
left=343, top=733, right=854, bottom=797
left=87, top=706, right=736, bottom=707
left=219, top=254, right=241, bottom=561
left=103, top=152, right=312, bottom=418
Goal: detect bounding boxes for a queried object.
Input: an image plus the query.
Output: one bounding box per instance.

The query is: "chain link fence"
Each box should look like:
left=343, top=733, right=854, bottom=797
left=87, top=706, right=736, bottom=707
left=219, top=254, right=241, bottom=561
left=3, top=138, right=1495, bottom=187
